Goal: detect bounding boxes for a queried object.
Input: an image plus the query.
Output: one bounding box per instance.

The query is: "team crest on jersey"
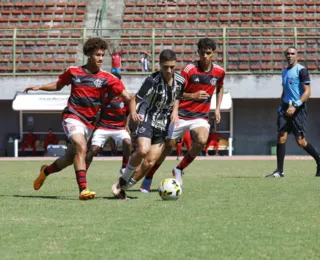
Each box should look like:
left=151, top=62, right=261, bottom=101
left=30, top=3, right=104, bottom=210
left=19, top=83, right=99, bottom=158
left=94, top=79, right=103, bottom=88
left=210, top=77, right=218, bottom=86
left=139, top=126, right=146, bottom=134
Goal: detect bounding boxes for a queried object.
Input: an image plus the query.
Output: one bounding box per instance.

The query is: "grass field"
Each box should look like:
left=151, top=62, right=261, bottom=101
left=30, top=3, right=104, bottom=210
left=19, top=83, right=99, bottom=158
left=0, top=159, right=320, bottom=260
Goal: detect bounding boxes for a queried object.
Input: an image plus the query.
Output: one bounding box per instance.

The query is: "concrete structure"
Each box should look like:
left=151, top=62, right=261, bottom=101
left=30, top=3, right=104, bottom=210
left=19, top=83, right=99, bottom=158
left=1, top=75, right=319, bottom=156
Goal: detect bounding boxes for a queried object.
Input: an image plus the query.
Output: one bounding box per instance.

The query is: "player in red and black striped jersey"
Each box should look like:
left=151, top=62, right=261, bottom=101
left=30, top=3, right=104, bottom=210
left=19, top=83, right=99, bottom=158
left=23, top=38, right=135, bottom=200
left=139, top=38, right=225, bottom=190
left=86, top=72, right=132, bottom=175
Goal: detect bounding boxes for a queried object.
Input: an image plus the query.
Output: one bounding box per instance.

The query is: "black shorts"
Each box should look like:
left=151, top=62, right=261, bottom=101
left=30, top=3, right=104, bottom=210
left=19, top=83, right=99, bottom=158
left=136, top=121, right=168, bottom=145
left=277, top=102, right=307, bottom=137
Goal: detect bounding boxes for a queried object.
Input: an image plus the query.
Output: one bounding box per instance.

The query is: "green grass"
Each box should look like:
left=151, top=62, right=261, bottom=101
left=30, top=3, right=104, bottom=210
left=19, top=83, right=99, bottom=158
left=0, top=160, right=320, bottom=260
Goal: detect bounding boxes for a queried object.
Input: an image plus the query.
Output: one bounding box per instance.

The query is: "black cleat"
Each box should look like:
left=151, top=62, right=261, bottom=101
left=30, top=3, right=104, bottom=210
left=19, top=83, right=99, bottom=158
left=315, top=166, right=320, bottom=177
left=265, top=171, right=284, bottom=178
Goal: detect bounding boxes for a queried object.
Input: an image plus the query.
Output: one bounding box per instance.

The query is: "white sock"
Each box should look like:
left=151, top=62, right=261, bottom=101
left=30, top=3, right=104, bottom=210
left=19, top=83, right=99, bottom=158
left=126, top=178, right=137, bottom=189
left=122, top=164, right=136, bottom=182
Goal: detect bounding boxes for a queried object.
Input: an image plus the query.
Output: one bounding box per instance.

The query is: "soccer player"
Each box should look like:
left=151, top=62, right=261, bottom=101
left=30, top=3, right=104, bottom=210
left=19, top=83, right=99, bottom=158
left=21, top=129, right=37, bottom=155
left=266, top=46, right=320, bottom=177
left=175, top=129, right=191, bottom=160
left=86, top=73, right=132, bottom=175
left=111, top=49, right=185, bottom=199
left=43, top=128, right=57, bottom=151
left=204, top=127, right=221, bottom=156
left=23, top=37, right=133, bottom=200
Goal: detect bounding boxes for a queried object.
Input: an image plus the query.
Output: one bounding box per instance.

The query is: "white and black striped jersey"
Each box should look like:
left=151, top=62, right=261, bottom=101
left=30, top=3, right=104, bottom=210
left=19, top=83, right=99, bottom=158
left=136, top=71, right=185, bottom=131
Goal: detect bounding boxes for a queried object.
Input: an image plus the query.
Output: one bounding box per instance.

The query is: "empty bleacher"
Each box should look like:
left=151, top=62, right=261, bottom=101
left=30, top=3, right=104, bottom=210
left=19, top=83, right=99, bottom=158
left=119, top=1, right=320, bottom=73
left=0, top=1, right=86, bottom=74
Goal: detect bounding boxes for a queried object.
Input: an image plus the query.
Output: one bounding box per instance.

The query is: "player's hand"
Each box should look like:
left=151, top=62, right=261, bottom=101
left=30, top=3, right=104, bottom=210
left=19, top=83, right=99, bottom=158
left=24, top=85, right=40, bottom=93
left=214, top=109, right=221, bottom=124
left=131, top=113, right=143, bottom=124
left=193, top=90, right=210, bottom=100
left=285, top=106, right=296, bottom=116
left=125, top=125, right=131, bottom=134
left=170, top=112, right=179, bottom=127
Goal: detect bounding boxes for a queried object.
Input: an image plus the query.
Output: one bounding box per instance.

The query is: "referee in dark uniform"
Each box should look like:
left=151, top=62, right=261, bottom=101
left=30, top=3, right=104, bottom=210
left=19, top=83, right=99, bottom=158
left=266, top=46, right=320, bottom=177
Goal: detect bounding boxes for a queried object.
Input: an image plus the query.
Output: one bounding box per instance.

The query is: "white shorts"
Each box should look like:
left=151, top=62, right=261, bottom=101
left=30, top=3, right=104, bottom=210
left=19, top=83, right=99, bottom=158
left=62, top=118, right=93, bottom=141
left=91, top=128, right=131, bottom=148
left=167, top=118, right=210, bottom=140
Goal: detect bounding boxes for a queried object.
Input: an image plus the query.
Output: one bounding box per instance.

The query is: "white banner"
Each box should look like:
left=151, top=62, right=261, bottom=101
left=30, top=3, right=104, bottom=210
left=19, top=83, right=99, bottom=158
left=12, top=93, right=69, bottom=111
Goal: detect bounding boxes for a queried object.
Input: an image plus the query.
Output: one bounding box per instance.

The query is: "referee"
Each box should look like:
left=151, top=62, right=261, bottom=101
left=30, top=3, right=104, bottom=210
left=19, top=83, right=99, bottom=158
left=266, top=46, right=320, bottom=177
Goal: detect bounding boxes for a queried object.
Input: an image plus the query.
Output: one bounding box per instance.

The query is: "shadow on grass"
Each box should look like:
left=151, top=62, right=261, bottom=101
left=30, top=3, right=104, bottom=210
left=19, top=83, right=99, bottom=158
left=217, top=176, right=263, bottom=178
left=128, top=188, right=158, bottom=193
left=3, top=194, right=77, bottom=200
left=102, top=195, right=138, bottom=200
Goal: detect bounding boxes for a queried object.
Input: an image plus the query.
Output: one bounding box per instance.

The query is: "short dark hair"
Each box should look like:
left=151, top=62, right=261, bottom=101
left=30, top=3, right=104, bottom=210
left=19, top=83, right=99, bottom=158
left=159, top=49, right=176, bottom=63
left=197, top=38, right=217, bottom=51
left=285, top=46, right=298, bottom=52
left=48, top=128, right=52, bottom=131
left=111, top=72, right=121, bottom=80
left=83, top=37, right=107, bottom=56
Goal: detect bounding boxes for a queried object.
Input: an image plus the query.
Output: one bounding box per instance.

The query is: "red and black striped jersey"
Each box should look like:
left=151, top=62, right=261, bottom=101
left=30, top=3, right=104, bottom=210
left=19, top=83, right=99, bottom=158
left=97, top=96, right=128, bottom=130
left=57, top=66, right=125, bottom=129
left=179, top=62, right=225, bottom=120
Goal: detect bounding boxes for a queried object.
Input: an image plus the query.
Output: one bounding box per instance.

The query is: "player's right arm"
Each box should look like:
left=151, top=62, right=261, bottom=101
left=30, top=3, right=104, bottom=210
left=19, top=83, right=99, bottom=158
left=23, top=82, right=65, bottom=93
left=24, top=68, right=73, bottom=93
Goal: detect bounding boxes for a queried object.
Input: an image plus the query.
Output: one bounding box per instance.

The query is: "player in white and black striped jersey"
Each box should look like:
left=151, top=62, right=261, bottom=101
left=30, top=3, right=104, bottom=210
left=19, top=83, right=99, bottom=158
left=111, top=49, right=185, bottom=199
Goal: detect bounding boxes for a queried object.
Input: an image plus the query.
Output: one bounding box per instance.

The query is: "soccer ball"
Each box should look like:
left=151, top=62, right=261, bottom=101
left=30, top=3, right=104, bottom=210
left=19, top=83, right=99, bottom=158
left=158, top=178, right=182, bottom=200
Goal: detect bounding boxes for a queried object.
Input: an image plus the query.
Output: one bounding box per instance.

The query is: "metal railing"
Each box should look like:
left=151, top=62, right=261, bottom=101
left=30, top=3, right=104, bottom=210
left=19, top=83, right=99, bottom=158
left=0, top=26, right=319, bottom=76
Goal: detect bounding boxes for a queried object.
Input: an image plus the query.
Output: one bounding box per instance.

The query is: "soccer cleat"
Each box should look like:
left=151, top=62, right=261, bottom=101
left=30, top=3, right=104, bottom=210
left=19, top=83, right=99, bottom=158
left=140, top=178, right=152, bottom=193
left=315, top=166, right=320, bottom=177
left=33, top=165, right=48, bottom=190
left=265, top=171, right=284, bottom=178
left=176, top=156, right=180, bottom=161
left=172, top=167, right=183, bottom=185
left=111, top=178, right=128, bottom=200
left=119, top=167, right=126, bottom=175
left=79, top=188, right=96, bottom=200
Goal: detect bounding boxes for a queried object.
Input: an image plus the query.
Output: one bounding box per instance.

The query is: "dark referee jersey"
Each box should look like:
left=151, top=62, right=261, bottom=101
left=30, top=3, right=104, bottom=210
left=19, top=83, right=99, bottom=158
left=136, top=71, right=185, bottom=131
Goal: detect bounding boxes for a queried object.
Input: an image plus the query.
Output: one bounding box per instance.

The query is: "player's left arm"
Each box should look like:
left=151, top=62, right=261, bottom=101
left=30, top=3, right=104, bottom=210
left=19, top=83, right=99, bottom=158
left=214, top=72, right=225, bottom=124
left=170, top=100, right=180, bottom=127
left=298, top=67, right=311, bottom=104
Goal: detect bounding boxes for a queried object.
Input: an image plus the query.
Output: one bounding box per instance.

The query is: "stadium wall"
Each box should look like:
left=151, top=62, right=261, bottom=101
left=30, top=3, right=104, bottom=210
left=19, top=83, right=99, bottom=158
left=0, top=75, right=319, bottom=156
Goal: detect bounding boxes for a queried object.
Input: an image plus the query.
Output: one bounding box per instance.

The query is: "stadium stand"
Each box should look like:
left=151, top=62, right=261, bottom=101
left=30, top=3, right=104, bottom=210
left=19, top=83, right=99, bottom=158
left=119, top=1, right=320, bottom=72
left=1, top=1, right=320, bottom=74
left=0, top=1, right=86, bottom=74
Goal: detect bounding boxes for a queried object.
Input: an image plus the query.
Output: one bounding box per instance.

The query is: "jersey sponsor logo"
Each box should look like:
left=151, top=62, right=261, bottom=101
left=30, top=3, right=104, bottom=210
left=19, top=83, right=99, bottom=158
left=119, top=102, right=125, bottom=108
left=94, top=79, right=103, bottom=88
left=194, top=78, right=200, bottom=82
left=75, top=78, right=81, bottom=83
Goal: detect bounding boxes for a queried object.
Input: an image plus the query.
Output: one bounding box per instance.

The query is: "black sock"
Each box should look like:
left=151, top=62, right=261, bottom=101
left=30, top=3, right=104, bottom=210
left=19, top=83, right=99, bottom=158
left=303, top=143, right=320, bottom=164
left=277, top=143, right=285, bottom=173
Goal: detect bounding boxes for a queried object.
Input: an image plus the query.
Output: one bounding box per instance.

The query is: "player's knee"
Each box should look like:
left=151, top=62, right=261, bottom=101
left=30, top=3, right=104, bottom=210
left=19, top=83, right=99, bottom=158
left=122, top=138, right=132, bottom=148
left=90, top=145, right=101, bottom=156
left=74, top=143, right=87, bottom=156
left=136, top=147, right=149, bottom=158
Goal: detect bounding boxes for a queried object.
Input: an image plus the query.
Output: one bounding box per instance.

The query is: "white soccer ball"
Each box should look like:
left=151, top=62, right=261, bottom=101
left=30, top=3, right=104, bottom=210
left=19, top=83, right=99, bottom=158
left=158, top=178, right=182, bottom=200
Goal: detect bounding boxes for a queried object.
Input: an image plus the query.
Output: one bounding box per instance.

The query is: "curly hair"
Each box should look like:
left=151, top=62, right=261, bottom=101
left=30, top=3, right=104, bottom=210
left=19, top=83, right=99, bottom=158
left=83, top=37, right=107, bottom=56
left=197, top=38, right=217, bottom=51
